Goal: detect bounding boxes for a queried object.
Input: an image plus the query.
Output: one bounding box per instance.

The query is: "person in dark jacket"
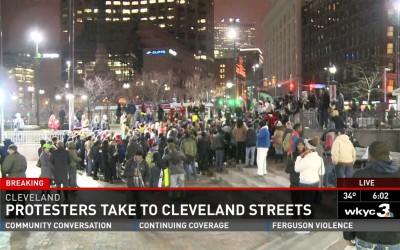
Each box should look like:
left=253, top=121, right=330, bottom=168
left=284, top=137, right=305, bottom=219
left=51, top=141, right=70, bottom=202
left=197, top=131, right=211, bottom=175
left=148, top=144, right=163, bottom=187
left=125, top=135, right=142, bottom=160
left=331, top=110, right=346, bottom=131
left=343, top=141, right=400, bottom=249
left=124, top=150, right=149, bottom=219
left=2, top=144, right=28, bottom=218
left=244, top=123, right=257, bottom=167
left=213, top=128, right=226, bottom=173
left=107, top=140, right=118, bottom=184
left=101, top=140, right=110, bottom=182
left=319, top=89, right=330, bottom=129
left=92, top=140, right=102, bottom=180
left=0, top=138, right=13, bottom=166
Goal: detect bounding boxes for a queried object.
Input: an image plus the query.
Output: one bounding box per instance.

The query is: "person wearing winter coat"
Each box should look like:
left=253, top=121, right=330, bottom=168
left=271, top=121, right=285, bottom=163
left=100, top=115, right=110, bottom=131
left=91, top=140, right=101, bottom=180
left=1, top=144, right=28, bottom=219
left=107, top=140, right=118, bottom=184
left=124, top=150, right=149, bottom=219
left=343, top=141, right=400, bottom=249
left=197, top=131, right=211, bottom=175
left=331, top=128, right=356, bottom=178
left=213, top=127, right=226, bottom=173
left=232, top=119, right=247, bottom=164
left=285, top=138, right=305, bottom=210
left=163, top=138, right=186, bottom=187
left=244, top=123, right=257, bottom=167
left=295, top=136, right=325, bottom=218
left=40, top=144, right=54, bottom=179
left=125, top=135, right=142, bottom=160
left=51, top=141, right=70, bottom=201
left=256, top=123, right=270, bottom=176
left=91, top=115, right=100, bottom=131
left=67, top=141, right=81, bottom=188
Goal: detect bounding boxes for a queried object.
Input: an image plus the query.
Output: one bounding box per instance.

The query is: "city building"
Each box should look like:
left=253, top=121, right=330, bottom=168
left=4, top=52, right=35, bottom=117
left=214, top=19, right=256, bottom=59
left=61, top=0, right=214, bottom=67
left=302, top=0, right=397, bottom=102
left=262, top=0, right=304, bottom=96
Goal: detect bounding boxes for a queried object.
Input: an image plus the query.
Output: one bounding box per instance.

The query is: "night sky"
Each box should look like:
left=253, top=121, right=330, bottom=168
left=215, top=0, right=272, bottom=49
left=2, top=0, right=272, bottom=51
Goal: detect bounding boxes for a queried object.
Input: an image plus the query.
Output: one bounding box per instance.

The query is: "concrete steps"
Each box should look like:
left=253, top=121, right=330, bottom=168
left=256, top=231, right=343, bottom=250
left=215, top=164, right=290, bottom=188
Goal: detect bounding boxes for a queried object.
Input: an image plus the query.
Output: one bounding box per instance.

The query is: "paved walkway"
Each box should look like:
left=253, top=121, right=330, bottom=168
left=0, top=161, right=350, bottom=250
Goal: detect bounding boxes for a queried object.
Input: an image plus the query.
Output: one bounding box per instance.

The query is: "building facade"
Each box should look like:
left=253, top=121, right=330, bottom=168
left=302, top=0, right=397, bottom=100
left=61, top=0, right=214, bottom=64
left=262, top=0, right=304, bottom=96
left=214, top=19, right=256, bottom=59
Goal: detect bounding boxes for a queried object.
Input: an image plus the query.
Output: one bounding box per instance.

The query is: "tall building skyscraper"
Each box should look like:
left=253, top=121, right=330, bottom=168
left=262, top=0, right=304, bottom=96
left=61, top=0, right=214, bottom=62
left=214, top=19, right=256, bottom=59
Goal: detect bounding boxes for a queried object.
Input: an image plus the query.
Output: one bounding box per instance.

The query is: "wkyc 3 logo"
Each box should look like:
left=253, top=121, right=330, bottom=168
left=344, top=203, right=394, bottom=218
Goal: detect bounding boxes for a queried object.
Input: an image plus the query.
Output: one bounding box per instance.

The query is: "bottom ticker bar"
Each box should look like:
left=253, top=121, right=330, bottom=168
left=1, top=219, right=399, bottom=232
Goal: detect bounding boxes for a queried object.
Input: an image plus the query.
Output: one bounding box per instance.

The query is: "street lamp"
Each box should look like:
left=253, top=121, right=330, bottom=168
left=29, top=30, right=43, bottom=126
left=123, top=83, right=130, bottom=89
left=384, top=67, right=391, bottom=104
left=39, top=89, right=45, bottom=95
left=227, top=21, right=238, bottom=99
left=325, top=65, right=337, bottom=101
left=226, top=81, right=234, bottom=89
left=55, top=94, right=62, bottom=100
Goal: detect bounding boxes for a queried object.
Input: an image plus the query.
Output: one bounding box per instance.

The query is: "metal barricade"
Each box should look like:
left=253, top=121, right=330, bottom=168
left=3, top=130, right=68, bottom=144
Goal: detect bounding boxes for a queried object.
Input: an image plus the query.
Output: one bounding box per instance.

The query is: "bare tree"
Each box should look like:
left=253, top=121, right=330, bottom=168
left=340, top=65, right=382, bottom=103
left=132, top=71, right=177, bottom=105
left=185, top=75, right=215, bottom=103
left=82, top=74, right=121, bottom=114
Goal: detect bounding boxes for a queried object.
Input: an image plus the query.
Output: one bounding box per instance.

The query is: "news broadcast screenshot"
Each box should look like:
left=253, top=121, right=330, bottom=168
left=1, top=0, right=400, bottom=249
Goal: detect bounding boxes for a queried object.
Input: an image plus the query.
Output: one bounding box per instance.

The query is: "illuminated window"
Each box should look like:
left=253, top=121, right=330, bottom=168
left=106, top=17, right=112, bottom=21
left=84, top=9, right=92, bottom=13
left=106, top=1, right=111, bottom=5
left=77, top=10, right=82, bottom=14
left=168, top=7, right=173, bottom=10
left=106, top=9, right=112, bottom=13
left=141, top=17, right=148, bottom=20
left=167, top=0, right=173, bottom=2
left=132, top=1, right=139, bottom=5
left=140, top=0, right=147, bottom=4
left=87, top=17, right=92, bottom=20
left=150, top=0, right=156, bottom=3
left=140, top=8, right=148, bottom=12
left=158, top=0, right=165, bottom=3
left=123, top=1, right=130, bottom=5
left=179, top=0, right=185, bottom=3
left=387, top=43, right=394, bottom=54
left=149, top=16, right=156, bottom=20
left=159, top=23, right=166, bottom=28
left=123, top=17, right=131, bottom=21
left=158, top=16, right=164, bottom=19
left=132, top=9, right=139, bottom=13
left=114, top=1, right=121, bottom=5
left=167, top=15, right=174, bottom=19
left=198, top=19, right=206, bottom=23
left=123, top=9, right=130, bottom=14
left=388, top=26, right=394, bottom=37
left=113, top=18, right=120, bottom=21
left=94, top=9, right=98, bottom=13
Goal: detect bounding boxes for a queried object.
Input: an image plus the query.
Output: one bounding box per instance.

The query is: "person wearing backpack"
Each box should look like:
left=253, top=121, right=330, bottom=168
left=180, top=132, right=198, bottom=181
left=146, top=144, right=163, bottom=187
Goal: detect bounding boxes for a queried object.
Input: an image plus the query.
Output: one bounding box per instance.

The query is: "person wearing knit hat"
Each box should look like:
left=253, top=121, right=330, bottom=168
left=295, top=136, right=325, bottom=218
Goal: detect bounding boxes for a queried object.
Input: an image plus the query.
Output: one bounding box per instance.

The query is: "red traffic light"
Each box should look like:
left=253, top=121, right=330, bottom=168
left=309, top=83, right=314, bottom=90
